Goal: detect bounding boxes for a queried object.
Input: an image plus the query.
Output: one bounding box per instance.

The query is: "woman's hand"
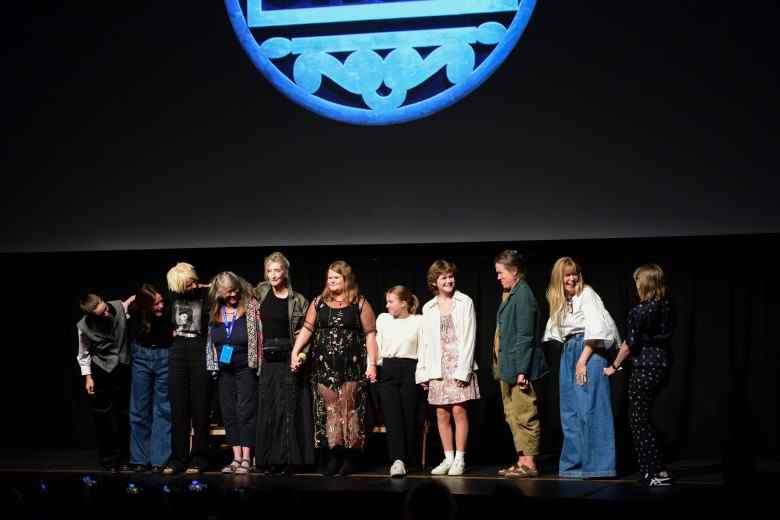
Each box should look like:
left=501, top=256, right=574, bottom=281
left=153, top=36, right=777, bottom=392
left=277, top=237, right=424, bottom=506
left=575, top=361, right=588, bottom=386
left=420, top=382, right=429, bottom=391
left=365, top=364, right=377, bottom=383
left=290, top=351, right=303, bottom=372
left=85, top=375, right=95, bottom=395
left=603, top=366, right=617, bottom=377
left=516, top=373, right=529, bottom=388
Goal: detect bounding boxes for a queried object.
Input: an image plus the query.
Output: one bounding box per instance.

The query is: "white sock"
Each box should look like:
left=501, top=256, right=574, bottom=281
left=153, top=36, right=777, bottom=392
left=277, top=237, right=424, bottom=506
left=454, top=451, right=465, bottom=462
left=443, top=451, right=454, bottom=462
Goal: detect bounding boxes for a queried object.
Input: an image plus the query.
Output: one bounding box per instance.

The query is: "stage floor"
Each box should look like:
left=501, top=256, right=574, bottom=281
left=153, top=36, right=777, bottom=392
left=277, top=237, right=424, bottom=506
left=1, top=450, right=777, bottom=518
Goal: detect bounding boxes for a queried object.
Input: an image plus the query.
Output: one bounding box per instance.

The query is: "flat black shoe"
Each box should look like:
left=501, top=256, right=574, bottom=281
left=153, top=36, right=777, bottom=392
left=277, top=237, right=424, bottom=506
left=324, top=454, right=341, bottom=476
left=338, top=457, right=356, bottom=477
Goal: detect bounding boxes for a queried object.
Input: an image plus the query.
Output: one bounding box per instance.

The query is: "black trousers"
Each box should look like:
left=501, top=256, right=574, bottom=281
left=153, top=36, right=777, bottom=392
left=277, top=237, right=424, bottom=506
left=256, top=341, right=316, bottom=466
left=168, top=337, right=210, bottom=469
left=89, top=363, right=130, bottom=468
left=377, top=358, right=420, bottom=466
left=219, top=361, right=258, bottom=447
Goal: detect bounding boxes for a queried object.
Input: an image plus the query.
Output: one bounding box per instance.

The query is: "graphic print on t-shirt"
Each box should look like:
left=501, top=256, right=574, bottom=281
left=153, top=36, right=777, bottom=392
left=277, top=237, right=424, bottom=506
left=172, top=299, right=204, bottom=336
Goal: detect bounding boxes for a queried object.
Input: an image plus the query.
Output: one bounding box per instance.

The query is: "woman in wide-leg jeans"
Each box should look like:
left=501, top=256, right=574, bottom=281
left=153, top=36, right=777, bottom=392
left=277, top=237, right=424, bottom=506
left=128, top=284, right=172, bottom=472
left=544, top=257, right=620, bottom=478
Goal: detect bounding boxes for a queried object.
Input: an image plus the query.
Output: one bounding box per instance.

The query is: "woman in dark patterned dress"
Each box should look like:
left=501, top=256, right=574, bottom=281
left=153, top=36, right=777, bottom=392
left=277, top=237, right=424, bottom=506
left=290, top=261, right=378, bottom=476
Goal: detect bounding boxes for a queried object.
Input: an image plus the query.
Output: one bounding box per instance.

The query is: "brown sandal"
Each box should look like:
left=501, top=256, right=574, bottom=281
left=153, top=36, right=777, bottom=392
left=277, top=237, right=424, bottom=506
left=505, top=464, right=539, bottom=478
left=498, top=464, right=519, bottom=476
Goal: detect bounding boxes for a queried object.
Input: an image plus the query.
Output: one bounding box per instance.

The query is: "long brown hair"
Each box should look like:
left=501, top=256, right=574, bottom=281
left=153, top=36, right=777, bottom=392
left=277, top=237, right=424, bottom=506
left=135, top=283, right=161, bottom=335
left=320, top=261, right=359, bottom=304
left=546, top=257, right=584, bottom=328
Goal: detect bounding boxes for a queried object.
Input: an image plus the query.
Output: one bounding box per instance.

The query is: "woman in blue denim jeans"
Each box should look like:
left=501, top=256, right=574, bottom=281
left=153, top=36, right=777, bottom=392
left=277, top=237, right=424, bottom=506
left=543, top=257, right=620, bottom=478
left=128, top=284, right=173, bottom=473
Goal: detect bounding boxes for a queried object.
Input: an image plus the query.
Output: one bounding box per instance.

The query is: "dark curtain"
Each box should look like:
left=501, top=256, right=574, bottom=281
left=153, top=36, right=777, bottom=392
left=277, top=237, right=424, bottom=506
left=1, top=234, right=776, bottom=476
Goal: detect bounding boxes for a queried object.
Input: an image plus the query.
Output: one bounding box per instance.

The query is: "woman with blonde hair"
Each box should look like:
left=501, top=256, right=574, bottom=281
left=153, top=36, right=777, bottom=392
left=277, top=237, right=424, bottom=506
left=543, top=257, right=619, bottom=479
left=375, top=285, right=424, bottom=477
left=164, top=262, right=211, bottom=475
left=604, top=264, right=675, bottom=486
left=416, top=260, right=479, bottom=476
left=290, top=261, right=378, bottom=476
left=205, top=271, right=262, bottom=475
left=254, top=252, right=314, bottom=475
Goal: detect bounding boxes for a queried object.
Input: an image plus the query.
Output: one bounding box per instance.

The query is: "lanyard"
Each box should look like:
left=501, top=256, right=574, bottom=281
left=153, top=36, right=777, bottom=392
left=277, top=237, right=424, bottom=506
left=222, top=306, right=238, bottom=341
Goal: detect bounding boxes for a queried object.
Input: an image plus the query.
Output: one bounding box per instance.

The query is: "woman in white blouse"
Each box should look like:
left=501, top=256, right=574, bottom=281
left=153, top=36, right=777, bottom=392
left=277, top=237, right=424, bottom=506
left=543, top=257, right=619, bottom=478
left=375, top=286, right=424, bottom=477
left=416, top=260, right=480, bottom=476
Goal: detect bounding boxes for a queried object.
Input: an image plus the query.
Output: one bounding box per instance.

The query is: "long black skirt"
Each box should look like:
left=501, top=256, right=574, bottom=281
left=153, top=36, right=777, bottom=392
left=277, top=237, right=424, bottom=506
left=255, top=356, right=315, bottom=466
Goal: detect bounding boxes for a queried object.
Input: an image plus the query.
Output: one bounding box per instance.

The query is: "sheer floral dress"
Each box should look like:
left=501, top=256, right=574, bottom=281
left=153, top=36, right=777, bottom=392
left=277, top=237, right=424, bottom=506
left=303, top=297, right=376, bottom=449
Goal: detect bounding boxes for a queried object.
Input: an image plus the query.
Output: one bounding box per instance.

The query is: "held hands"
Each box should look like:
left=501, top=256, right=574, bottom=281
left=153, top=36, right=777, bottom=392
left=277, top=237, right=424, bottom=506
left=420, top=382, right=429, bottom=391
left=365, top=364, right=377, bottom=384
left=85, top=375, right=95, bottom=395
left=290, top=352, right=304, bottom=372
left=603, top=366, right=617, bottom=377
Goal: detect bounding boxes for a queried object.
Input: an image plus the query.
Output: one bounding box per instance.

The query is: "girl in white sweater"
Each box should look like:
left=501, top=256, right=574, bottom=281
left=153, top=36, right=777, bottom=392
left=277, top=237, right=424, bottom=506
left=375, top=285, right=424, bottom=477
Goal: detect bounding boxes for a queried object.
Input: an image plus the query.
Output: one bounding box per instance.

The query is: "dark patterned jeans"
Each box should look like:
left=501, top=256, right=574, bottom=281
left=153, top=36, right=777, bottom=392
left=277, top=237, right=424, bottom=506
left=628, top=367, right=666, bottom=477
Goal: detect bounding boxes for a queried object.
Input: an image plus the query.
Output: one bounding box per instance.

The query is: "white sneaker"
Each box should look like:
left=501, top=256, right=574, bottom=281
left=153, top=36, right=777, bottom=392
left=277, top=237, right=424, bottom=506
left=430, top=459, right=453, bottom=475
left=643, top=473, right=672, bottom=487
left=390, top=460, right=406, bottom=477
left=448, top=459, right=465, bottom=476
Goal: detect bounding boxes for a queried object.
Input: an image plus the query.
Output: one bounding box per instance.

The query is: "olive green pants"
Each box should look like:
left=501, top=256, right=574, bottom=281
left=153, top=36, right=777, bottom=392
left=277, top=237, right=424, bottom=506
left=500, top=379, right=541, bottom=456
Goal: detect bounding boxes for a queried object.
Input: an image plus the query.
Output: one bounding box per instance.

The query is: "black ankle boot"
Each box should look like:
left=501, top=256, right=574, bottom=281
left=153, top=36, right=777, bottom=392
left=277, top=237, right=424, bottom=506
left=338, top=449, right=358, bottom=477
left=324, top=448, right=342, bottom=476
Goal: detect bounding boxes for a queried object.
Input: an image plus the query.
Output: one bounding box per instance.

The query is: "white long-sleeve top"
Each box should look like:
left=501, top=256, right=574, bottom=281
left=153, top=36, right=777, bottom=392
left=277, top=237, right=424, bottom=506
left=375, top=313, right=423, bottom=365
left=416, top=290, right=478, bottom=384
left=543, top=285, right=620, bottom=349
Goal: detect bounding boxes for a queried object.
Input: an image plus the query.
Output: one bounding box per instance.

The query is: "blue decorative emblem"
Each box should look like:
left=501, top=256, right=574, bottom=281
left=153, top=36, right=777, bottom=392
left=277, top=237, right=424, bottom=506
left=226, top=1, right=536, bottom=125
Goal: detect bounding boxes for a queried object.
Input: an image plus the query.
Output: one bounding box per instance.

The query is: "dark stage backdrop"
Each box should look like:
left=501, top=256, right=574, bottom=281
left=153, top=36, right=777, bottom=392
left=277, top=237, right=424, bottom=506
left=0, top=234, right=776, bottom=476
left=2, top=1, right=779, bottom=252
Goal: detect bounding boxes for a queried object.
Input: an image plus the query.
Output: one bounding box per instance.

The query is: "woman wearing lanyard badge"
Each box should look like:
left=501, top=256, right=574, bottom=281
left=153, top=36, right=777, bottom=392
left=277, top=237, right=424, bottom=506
left=206, top=271, right=263, bottom=474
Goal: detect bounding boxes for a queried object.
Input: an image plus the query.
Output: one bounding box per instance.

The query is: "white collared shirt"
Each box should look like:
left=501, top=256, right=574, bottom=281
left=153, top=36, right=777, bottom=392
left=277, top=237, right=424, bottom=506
left=543, top=286, right=620, bottom=349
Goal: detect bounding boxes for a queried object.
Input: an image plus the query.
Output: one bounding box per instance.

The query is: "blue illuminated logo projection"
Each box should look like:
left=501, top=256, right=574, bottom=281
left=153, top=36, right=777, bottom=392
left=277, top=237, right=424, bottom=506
left=226, top=0, right=536, bottom=125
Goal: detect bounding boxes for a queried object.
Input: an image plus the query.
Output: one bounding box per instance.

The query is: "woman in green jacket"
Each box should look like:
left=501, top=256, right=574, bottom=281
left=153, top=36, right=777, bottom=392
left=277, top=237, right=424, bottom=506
left=493, top=250, right=548, bottom=478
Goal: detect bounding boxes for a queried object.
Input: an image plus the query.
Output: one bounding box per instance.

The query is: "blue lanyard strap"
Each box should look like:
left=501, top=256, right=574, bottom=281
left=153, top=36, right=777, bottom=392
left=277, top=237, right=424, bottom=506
left=222, top=307, right=238, bottom=340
